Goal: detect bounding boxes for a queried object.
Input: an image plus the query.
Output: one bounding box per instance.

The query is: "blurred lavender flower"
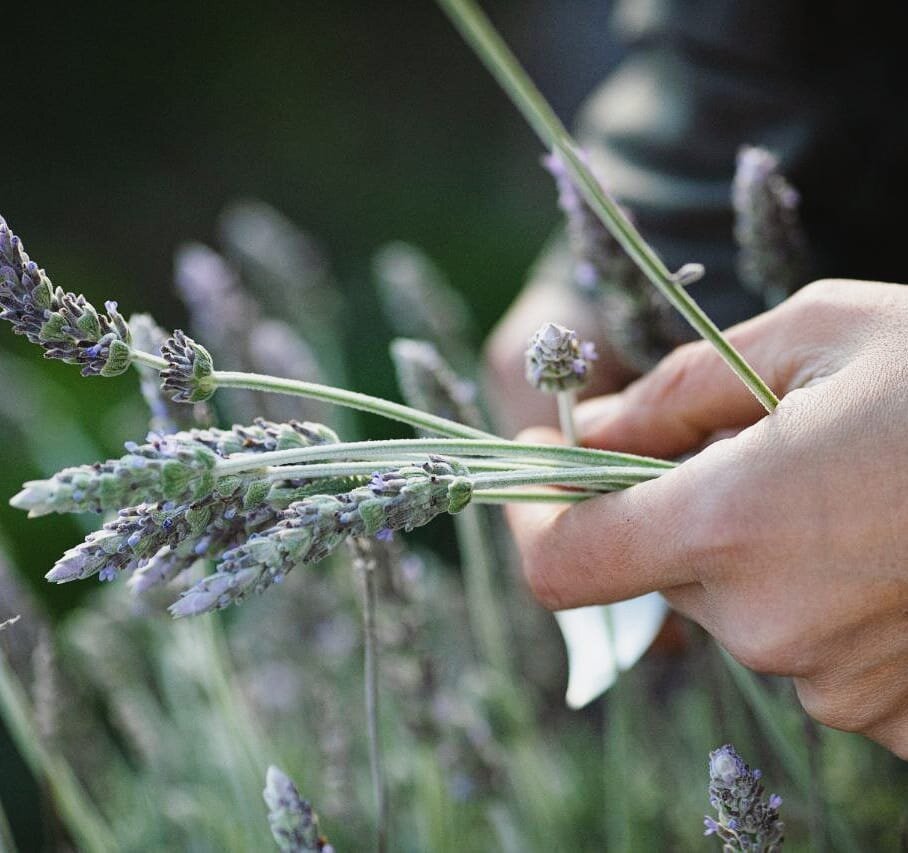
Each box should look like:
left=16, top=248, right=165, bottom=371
left=129, top=313, right=212, bottom=433
left=218, top=201, right=338, bottom=333
left=705, top=744, right=784, bottom=851
left=389, top=338, right=483, bottom=430
left=263, top=765, right=334, bottom=852
left=524, top=322, right=597, bottom=393
left=174, top=241, right=329, bottom=424
left=542, top=152, right=682, bottom=371
left=733, top=146, right=809, bottom=307
left=160, top=329, right=216, bottom=403
left=374, top=242, right=476, bottom=369
left=0, top=215, right=132, bottom=376
left=170, top=458, right=473, bottom=617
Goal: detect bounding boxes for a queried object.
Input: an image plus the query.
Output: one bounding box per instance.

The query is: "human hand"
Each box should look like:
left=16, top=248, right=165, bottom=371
left=506, top=279, right=908, bottom=758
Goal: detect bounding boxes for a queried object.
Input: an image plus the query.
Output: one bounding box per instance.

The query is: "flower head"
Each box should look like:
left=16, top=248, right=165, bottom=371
left=705, top=744, right=784, bottom=851
left=263, top=765, right=333, bottom=853
left=525, top=322, right=597, bottom=393
left=160, top=329, right=217, bottom=403
left=733, top=146, right=809, bottom=307
left=0, top=215, right=132, bottom=376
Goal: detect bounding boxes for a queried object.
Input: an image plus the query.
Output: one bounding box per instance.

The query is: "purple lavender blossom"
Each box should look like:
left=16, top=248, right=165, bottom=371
left=0, top=216, right=132, bottom=376
left=524, top=322, right=596, bottom=393
left=705, top=744, right=784, bottom=851
left=160, top=329, right=216, bottom=403
left=733, top=146, right=810, bottom=307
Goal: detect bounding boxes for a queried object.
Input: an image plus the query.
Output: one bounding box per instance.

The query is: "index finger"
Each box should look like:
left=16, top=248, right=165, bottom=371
left=505, top=459, right=707, bottom=610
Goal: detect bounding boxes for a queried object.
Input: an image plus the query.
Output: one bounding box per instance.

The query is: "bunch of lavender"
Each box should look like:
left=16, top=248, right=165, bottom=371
left=263, top=766, right=335, bottom=853
left=733, top=146, right=810, bottom=308
left=0, top=216, right=132, bottom=377
left=704, top=745, right=784, bottom=852
left=170, top=458, right=473, bottom=617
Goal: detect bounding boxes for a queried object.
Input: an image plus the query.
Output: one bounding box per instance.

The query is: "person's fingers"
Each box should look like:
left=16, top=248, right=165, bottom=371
left=504, top=459, right=709, bottom=611
left=574, top=307, right=816, bottom=457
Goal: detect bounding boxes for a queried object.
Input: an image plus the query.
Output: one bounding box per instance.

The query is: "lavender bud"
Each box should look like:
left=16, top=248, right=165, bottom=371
left=129, top=313, right=212, bottom=432
left=0, top=216, right=132, bottom=376
left=262, top=765, right=332, bottom=853
left=171, top=458, right=472, bottom=616
left=705, top=744, right=784, bottom=851
left=733, top=146, right=809, bottom=307
left=160, top=329, right=216, bottom=403
left=524, top=322, right=597, bottom=393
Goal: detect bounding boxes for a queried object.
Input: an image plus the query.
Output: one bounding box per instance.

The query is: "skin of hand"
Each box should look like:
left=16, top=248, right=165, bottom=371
left=505, top=279, right=908, bottom=758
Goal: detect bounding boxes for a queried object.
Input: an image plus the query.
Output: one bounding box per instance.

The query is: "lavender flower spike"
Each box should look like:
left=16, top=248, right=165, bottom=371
left=170, top=458, right=473, bottom=616
left=263, top=766, right=334, bottom=853
left=160, top=329, right=216, bottom=403
left=705, top=744, right=784, bottom=852
left=733, top=146, right=809, bottom=307
left=0, top=215, right=132, bottom=376
left=525, top=322, right=597, bottom=393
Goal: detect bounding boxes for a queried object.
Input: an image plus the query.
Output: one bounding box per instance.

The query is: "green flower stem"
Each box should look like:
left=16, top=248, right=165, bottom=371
left=468, top=466, right=664, bottom=491
left=434, top=0, right=779, bottom=414
left=130, top=349, right=168, bottom=371
left=215, top=437, right=675, bottom=477
left=471, top=488, right=597, bottom=504
left=212, top=369, right=495, bottom=440
left=556, top=390, right=578, bottom=445
left=0, top=650, right=116, bottom=853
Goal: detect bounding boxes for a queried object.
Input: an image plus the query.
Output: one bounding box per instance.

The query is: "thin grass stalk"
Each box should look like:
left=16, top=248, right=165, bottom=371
left=354, top=541, right=388, bottom=853
left=555, top=389, right=631, bottom=851
left=454, top=506, right=511, bottom=674
left=719, top=649, right=860, bottom=852
left=433, top=0, right=779, bottom=413
left=0, top=650, right=115, bottom=853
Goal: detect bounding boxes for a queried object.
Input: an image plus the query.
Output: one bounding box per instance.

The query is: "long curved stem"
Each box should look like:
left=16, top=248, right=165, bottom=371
left=213, top=370, right=495, bottom=440
left=215, top=437, right=675, bottom=477
left=433, top=0, right=779, bottom=413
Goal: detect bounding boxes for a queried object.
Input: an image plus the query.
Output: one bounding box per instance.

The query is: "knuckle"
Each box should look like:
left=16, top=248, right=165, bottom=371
left=637, top=342, right=708, bottom=408
left=795, top=679, right=873, bottom=734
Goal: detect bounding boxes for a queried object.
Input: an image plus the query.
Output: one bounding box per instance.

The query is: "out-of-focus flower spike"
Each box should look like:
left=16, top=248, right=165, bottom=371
left=389, top=338, right=484, bottom=430
left=733, top=145, right=810, bottom=308
left=263, top=765, right=334, bottom=853
left=373, top=242, right=476, bottom=367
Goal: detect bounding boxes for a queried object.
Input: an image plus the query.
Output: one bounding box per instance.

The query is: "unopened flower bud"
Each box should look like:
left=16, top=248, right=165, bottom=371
left=525, top=322, right=597, bottom=393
